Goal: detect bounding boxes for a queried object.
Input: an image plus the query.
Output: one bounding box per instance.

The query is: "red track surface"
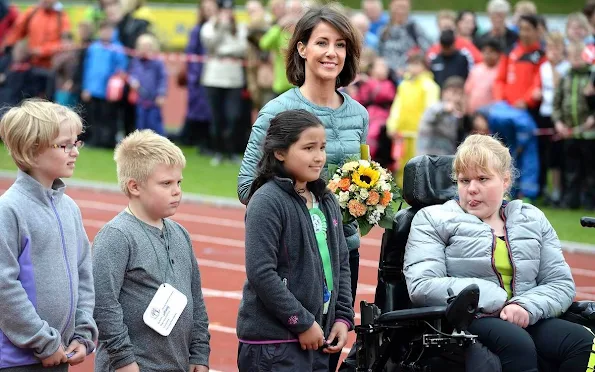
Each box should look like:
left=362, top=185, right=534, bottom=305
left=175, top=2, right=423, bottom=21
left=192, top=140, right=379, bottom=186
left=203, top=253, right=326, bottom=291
left=1, top=179, right=594, bottom=372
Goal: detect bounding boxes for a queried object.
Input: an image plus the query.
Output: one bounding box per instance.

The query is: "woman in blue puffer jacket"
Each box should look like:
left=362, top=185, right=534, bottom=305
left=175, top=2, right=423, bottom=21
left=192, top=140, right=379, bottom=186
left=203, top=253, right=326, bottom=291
left=237, top=6, right=369, bottom=371
left=404, top=134, right=594, bottom=372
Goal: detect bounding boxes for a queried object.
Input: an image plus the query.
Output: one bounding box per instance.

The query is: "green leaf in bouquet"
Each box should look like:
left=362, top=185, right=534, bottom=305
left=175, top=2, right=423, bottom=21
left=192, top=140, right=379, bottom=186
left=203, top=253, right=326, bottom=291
left=342, top=210, right=355, bottom=224
left=378, top=205, right=395, bottom=229
left=358, top=218, right=373, bottom=236
left=378, top=215, right=394, bottom=230
left=327, top=163, right=339, bottom=179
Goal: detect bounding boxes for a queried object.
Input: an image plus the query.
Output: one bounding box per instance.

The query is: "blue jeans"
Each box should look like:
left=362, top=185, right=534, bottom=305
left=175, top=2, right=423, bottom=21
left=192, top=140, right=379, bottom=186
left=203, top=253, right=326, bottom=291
left=136, top=105, right=164, bottom=135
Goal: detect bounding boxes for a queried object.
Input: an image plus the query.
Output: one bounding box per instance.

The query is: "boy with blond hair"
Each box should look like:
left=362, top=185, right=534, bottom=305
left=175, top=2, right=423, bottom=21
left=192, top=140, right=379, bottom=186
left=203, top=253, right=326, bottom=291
left=92, top=130, right=210, bottom=372
left=0, top=99, right=96, bottom=371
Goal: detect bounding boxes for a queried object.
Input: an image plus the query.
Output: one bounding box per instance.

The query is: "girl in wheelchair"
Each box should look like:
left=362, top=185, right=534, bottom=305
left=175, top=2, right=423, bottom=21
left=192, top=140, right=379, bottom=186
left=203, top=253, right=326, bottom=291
left=403, top=134, right=595, bottom=372
left=236, top=110, right=355, bottom=371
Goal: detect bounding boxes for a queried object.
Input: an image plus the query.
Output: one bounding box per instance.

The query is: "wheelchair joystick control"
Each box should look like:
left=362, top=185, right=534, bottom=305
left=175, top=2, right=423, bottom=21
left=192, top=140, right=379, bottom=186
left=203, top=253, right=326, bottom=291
left=445, top=284, right=480, bottom=333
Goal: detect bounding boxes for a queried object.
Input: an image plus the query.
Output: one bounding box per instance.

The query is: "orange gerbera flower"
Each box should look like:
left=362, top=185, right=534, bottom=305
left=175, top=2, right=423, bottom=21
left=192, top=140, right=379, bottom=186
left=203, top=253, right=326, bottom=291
left=338, top=178, right=351, bottom=192
left=380, top=191, right=392, bottom=206
left=348, top=199, right=367, bottom=217
left=366, top=190, right=380, bottom=205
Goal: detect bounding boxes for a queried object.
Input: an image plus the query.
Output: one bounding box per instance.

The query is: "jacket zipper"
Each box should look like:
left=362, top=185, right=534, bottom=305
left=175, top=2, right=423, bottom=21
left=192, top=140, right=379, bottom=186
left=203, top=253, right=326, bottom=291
left=571, top=74, right=579, bottom=129
left=296, top=190, right=328, bottom=318
left=490, top=230, right=505, bottom=289
left=500, top=209, right=517, bottom=298
left=49, top=195, right=75, bottom=335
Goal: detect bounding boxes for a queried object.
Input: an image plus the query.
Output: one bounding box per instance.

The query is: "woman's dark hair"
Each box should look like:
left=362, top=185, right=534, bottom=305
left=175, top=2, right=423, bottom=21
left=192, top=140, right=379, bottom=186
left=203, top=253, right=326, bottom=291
left=456, top=10, right=478, bottom=37
left=247, top=109, right=329, bottom=202
left=286, top=4, right=362, bottom=89
left=519, top=14, right=539, bottom=29
left=481, top=36, right=503, bottom=53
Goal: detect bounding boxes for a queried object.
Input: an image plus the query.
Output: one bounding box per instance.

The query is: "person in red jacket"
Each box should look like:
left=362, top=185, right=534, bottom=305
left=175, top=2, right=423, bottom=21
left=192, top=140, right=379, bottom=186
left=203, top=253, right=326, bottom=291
left=2, top=0, right=70, bottom=69
left=0, top=1, right=18, bottom=46
left=494, top=14, right=545, bottom=110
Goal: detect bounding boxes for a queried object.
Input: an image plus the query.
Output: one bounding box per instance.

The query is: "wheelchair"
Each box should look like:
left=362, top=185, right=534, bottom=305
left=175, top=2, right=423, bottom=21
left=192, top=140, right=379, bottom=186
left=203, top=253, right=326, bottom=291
left=346, top=155, right=595, bottom=372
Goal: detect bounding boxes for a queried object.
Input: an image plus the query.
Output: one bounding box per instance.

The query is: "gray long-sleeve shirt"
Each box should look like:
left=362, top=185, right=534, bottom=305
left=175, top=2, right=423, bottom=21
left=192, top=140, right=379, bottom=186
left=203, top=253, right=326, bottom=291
left=92, top=211, right=210, bottom=371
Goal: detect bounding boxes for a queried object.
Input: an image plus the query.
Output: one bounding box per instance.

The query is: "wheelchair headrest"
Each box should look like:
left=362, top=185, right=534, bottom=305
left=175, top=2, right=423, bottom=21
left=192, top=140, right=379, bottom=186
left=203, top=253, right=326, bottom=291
left=402, top=155, right=457, bottom=209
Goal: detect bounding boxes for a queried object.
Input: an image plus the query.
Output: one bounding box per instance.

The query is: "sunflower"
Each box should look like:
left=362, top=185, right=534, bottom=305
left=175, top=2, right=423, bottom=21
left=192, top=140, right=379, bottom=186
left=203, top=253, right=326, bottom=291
left=352, top=166, right=380, bottom=189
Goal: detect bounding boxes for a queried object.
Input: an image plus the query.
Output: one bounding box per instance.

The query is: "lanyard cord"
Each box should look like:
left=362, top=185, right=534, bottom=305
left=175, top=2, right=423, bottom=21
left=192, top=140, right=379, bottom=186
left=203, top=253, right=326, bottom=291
left=127, top=206, right=174, bottom=284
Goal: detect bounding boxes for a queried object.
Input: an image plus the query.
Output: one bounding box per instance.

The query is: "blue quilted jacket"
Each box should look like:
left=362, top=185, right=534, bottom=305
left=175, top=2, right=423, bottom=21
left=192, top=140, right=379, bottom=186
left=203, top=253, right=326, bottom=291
left=237, top=87, right=369, bottom=251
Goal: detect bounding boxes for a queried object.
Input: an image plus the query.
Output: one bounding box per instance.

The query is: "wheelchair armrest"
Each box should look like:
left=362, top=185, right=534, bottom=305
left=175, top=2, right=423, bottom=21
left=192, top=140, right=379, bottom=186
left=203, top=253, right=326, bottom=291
left=568, top=300, right=595, bottom=320
left=377, top=306, right=446, bottom=324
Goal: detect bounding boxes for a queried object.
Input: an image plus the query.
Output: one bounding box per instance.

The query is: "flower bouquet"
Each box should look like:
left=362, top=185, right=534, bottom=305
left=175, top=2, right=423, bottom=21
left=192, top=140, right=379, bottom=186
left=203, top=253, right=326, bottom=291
left=328, top=160, right=401, bottom=236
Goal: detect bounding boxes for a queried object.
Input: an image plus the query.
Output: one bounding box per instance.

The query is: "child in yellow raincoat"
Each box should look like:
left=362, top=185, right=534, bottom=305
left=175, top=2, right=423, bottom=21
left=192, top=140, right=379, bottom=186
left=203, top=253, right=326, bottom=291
left=386, top=53, right=440, bottom=186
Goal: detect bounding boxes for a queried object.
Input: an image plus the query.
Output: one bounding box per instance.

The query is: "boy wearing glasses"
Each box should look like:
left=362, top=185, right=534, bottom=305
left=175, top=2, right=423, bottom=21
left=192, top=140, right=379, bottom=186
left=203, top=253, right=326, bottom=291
left=92, top=130, right=210, bottom=372
left=0, top=99, right=96, bottom=371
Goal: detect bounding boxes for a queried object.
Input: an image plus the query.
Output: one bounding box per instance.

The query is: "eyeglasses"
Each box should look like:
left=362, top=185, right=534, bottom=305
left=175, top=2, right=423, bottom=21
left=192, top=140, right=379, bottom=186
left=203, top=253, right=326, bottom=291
left=51, top=140, right=84, bottom=153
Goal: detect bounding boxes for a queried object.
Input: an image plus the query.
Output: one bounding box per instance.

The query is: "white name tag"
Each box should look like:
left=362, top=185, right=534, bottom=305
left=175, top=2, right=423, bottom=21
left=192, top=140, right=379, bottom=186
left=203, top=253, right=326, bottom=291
left=143, top=283, right=188, bottom=336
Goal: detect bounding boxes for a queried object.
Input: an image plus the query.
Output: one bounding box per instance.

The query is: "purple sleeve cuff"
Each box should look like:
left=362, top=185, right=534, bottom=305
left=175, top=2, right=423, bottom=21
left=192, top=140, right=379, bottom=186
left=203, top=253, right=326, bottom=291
left=335, top=318, right=353, bottom=331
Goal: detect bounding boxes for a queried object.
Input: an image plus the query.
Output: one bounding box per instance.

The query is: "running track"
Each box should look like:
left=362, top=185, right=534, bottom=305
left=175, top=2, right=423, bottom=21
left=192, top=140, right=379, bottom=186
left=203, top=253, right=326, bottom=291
left=1, top=179, right=594, bottom=372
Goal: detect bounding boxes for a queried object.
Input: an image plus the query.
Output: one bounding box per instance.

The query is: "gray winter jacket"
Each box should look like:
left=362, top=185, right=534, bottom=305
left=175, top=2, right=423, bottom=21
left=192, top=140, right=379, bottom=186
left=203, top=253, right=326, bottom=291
left=403, top=199, right=575, bottom=326
left=237, top=87, right=369, bottom=251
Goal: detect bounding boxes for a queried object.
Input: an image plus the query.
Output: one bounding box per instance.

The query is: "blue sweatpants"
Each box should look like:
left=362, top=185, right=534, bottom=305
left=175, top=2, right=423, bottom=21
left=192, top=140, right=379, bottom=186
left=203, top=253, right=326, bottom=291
left=136, top=105, right=164, bottom=135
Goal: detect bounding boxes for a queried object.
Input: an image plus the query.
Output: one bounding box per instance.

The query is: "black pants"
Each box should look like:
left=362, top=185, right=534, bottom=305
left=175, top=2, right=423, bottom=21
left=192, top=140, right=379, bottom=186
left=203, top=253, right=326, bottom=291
left=468, top=317, right=594, bottom=372
left=178, top=118, right=211, bottom=149
left=87, top=97, right=117, bottom=148
left=119, top=92, right=136, bottom=137
left=238, top=342, right=329, bottom=371
left=562, top=139, right=595, bottom=209
left=328, top=249, right=359, bottom=372
left=204, top=86, right=243, bottom=158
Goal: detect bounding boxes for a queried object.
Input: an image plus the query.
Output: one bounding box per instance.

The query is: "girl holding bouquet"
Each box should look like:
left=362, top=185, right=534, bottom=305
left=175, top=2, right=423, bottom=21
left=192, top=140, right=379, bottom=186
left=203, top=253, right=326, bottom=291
left=237, top=109, right=354, bottom=370
left=237, top=7, right=368, bottom=368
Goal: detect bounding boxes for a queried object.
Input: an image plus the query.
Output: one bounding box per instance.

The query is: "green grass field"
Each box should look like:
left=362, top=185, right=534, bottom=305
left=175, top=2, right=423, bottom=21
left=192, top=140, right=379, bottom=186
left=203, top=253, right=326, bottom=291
left=41, top=0, right=586, bottom=14
left=0, top=145, right=241, bottom=199
left=0, top=144, right=593, bottom=244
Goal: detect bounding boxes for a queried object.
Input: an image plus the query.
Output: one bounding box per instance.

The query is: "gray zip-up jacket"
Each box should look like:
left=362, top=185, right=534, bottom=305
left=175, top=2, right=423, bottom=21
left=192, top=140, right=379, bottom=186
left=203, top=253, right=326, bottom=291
left=237, top=87, right=369, bottom=251
left=236, top=178, right=355, bottom=342
left=0, top=171, right=97, bottom=369
left=404, top=199, right=575, bottom=326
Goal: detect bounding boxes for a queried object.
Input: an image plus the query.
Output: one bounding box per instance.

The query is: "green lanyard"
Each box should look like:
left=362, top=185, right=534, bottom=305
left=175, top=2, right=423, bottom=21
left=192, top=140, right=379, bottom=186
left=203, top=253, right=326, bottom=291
left=309, top=194, right=333, bottom=292
left=127, top=207, right=174, bottom=284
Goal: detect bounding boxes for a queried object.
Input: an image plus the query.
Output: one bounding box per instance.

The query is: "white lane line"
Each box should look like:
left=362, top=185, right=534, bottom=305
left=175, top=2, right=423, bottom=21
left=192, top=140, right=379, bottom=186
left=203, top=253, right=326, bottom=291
left=76, top=199, right=386, bottom=247
left=83, top=218, right=595, bottom=280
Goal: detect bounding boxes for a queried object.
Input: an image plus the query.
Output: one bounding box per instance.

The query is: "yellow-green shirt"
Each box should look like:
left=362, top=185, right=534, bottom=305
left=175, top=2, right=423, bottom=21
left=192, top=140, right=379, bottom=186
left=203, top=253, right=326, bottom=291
left=494, top=237, right=513, bottom=299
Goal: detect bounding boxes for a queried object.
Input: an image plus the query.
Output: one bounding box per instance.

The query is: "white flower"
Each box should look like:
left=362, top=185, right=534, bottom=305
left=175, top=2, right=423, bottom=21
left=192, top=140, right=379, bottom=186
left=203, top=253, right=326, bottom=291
left=332, top=174, right=341, bottom=181
left=376, top=205, right=386, bottom=214
left=359, top=160, right=371, bottom=168
left=342, top=161, right=359, bottom=172
left=381, top=182, right=392, bottom=191
left=359, top=188, right=369, bottom=199
left=367, top=210, right=382, bottom=224
left=349, top=184, right=358, bottom=193
left=338, top=191, right=350, bottom=204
